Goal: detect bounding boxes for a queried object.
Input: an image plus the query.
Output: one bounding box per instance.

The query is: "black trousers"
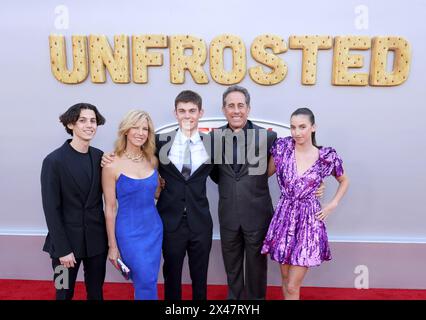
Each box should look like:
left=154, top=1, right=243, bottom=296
left=220, top=226, right=268, bottom=300
left=51, top=252, right=107, bottom=300
left=162, top=216, right=212, bottom=300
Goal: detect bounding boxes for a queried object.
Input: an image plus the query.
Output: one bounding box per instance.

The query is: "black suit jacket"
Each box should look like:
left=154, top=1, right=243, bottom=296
left=155, top=130, right=214, bottom=233
left=41, top=140, right=108, bottom=258
left=210, top=120, right=277, bottom=231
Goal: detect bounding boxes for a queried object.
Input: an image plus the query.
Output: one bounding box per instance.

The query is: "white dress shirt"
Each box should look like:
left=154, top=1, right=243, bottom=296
left=168, top=129, right=209, bottom=176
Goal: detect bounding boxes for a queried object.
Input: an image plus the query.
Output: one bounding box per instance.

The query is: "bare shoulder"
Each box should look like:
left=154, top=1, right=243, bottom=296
left=150, top=156, right=159, bottom=169
left=103, top=160, right=116, bottom=170
left=102, top=157, right=123, bottom=178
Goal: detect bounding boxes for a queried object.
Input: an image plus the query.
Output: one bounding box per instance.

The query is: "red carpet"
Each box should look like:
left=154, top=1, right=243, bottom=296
left=1, top=280, right=426, bottom=300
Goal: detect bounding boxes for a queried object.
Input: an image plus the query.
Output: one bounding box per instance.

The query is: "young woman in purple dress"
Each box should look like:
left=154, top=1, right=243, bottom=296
left=261, top=108, right=349, bottom=300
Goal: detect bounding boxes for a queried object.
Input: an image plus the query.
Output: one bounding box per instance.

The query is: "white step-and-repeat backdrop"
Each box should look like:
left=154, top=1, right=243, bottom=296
left=1, top=0, right=425, bottom=288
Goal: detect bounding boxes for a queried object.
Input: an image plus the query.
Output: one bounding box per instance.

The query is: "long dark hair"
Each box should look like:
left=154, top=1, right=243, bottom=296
left=291, top=107, right=320, bottom=148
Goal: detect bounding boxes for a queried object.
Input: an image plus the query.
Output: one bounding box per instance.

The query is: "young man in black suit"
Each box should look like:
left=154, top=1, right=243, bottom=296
left=41, top=103, right=108, bottom=300
left=156, top=90, right=214, bottom=300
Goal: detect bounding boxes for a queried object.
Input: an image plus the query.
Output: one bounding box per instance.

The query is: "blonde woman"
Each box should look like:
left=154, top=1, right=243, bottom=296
left=102, top=110, right=162, bottom=300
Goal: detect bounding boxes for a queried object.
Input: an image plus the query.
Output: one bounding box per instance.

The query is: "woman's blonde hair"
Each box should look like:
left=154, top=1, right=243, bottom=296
left=114, top=110, right=156, bottom=161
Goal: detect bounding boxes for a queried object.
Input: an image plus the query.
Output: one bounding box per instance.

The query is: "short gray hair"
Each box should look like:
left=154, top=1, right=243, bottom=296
left=222, top=85, right=251, bottom=107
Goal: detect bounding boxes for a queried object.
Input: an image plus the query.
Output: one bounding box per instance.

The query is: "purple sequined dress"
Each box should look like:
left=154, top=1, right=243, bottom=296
left=261, top=136, right=344, bottom=267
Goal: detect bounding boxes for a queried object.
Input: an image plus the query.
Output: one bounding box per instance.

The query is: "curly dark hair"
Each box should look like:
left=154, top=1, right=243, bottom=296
left=59, top=103, right=106, bottom=136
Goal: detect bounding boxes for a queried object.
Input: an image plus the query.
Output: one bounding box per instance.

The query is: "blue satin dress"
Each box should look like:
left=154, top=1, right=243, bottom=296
left=115, top=170, right=163, bottom=300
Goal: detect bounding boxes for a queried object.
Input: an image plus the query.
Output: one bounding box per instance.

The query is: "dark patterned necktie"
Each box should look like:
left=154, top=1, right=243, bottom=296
left=232, top=135, right=242, bottom=173
left=181, top=140, right=192, bottom=179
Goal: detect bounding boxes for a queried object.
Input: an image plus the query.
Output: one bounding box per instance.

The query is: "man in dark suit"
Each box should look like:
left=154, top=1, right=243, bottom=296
left=41, top=103, right=108, bottom=300
left=156, top=90, right=215, bottom=300
left=210, top=86, right=277, bottom=300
